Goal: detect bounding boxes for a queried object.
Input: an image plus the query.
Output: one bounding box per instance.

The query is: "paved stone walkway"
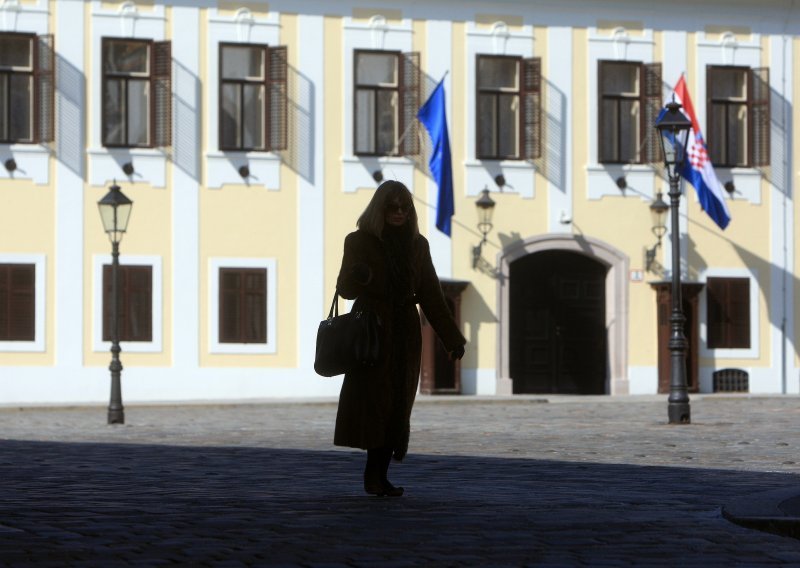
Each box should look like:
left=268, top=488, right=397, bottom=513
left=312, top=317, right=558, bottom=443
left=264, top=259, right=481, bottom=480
left=1, top=395, right=799, bottom=566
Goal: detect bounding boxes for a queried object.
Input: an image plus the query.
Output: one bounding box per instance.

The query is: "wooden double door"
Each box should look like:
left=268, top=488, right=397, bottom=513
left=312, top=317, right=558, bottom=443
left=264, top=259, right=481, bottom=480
left=509, top=251, right=608, bottom=394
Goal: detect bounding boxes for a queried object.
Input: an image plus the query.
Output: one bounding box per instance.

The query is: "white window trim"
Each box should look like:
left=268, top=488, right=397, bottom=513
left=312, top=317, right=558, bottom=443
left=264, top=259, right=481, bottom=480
left=695, top=31, right=763, bottom=204
left=92, top=254, right=163, bottom=353
left=205, top=8, right=282, bottom=190
left=465, top=21, right=535, bottom=198
left=342, top=16, right=415, bottom=192
left=587, top=26, right=657, bottom=200
left=89, top=3, right=168, bottom=188
left=209, top=257, right=277, bottom=354
left=699, top=268, right=760, bottom=359
left=0, top=253, right=46, bottom=353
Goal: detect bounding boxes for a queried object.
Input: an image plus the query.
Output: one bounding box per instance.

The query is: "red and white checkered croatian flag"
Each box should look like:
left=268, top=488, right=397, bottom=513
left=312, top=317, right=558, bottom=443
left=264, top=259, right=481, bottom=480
left=672, top=75, right=731, bottom=230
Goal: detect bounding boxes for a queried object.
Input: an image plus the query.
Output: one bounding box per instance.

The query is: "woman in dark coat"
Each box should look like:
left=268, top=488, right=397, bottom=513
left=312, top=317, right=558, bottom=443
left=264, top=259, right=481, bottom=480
left=334, top=180, right=466, bottom=497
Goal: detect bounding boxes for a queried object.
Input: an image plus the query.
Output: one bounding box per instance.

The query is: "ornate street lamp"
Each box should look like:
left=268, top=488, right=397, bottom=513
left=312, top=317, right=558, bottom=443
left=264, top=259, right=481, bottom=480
left=97, top=182, right=133, bottom=425
left=645, top=192, right=669, bottom=271
left=654, top=100, right=693, bottom=424
left=472, top=187, right=496, bottom=269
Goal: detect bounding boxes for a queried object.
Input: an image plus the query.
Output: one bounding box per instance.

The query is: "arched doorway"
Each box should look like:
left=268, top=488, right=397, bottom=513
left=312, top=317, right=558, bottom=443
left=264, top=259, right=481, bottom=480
left=497, top=234, right=630, bottom=396
left=509, top=250, right=608, bottom=394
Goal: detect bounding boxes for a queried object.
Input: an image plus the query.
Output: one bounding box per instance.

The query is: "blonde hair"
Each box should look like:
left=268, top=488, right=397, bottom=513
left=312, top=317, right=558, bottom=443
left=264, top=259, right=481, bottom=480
left=357, top=180, right=420, bottom=239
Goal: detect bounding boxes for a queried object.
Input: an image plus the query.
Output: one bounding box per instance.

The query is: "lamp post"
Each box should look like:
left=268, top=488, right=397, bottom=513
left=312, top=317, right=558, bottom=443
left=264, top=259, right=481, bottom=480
left=97, top=182, right=133, bottom=425
left=472, top=187, right=496, bottom=269
left=654, top=100, right=693, bottom=424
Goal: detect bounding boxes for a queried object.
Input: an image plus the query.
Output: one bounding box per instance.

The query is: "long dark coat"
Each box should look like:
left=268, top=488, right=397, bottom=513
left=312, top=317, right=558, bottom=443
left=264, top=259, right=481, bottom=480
left=333, top=229, right=466, bottom=460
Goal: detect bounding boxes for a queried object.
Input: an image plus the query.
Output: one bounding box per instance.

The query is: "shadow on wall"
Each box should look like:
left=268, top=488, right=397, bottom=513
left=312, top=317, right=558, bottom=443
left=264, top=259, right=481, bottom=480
left=280, top=63, right=315, bottom=183
left=173, top=59, right=201, bottom=182
left=56, top=53, right=86, bottom=177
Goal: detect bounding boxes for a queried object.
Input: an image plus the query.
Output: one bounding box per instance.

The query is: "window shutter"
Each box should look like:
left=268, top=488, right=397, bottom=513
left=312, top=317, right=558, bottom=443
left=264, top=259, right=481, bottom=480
left=597, top=61, right=611, bottom=163
left=400, top=51, right=421, bottom=156
left=127, top=266, right=153, bottom=342
left=749, top=66, right=770, bottom=167
left=267, top=45, right=288, bottom=151
left=0, top=265, right=35, bottom=341
left=244, top=270, right=267, bottom=343
left=728, top=278, right=750, bottom=348
left=520, top=57, right=542, bottom=160
left=153, top=41, right=172, bottom=147
left=219, top=268, right=267, bottom=344
left=34, top=34, right=55, bottom=144
left=642, top=62, right=662, bottom=164
left=103, top=265, right=152, bottom=342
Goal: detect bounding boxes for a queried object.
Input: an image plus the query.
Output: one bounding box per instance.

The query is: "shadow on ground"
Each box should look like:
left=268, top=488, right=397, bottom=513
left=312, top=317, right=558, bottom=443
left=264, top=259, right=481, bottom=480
left=0, top=440, right=798, bottom=565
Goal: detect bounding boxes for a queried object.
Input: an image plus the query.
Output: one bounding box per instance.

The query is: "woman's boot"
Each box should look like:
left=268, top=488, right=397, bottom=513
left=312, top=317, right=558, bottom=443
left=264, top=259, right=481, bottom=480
left=378, top=446, right=404, bottom=497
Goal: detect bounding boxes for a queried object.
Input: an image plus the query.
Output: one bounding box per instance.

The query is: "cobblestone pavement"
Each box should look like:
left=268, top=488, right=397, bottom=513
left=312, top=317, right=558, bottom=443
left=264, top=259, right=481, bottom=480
left=1, top=394, right=800, bottom=566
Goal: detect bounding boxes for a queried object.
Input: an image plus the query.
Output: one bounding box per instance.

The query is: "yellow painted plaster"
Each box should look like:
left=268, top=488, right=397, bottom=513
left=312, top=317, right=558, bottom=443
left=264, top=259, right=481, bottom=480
left=352, top=8, right=402, bottom=23
left=101, top=0, right=155, bottom=11
left=704, top=26, right=752, bottom=42
left=596, top=20, right=645, bottom=36
left=0, top=180, right=56, bottom=366
left=475, top=14, right=524, bottom=29
left=216, top=1, right=269, bottom=18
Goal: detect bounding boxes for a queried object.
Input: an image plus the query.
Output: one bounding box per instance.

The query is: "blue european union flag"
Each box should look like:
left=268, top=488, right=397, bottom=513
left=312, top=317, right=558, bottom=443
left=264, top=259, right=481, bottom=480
left=418, top=79, right=454, bottom=236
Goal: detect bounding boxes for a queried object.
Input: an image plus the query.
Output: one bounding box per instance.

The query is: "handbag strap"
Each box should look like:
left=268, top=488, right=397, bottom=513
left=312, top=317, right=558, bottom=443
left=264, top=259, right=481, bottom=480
left=327, top=291, right=340, bottom=319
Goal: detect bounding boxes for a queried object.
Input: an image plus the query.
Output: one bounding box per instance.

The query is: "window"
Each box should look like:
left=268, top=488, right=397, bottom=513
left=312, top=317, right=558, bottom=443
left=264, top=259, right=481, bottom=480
left=598, top=60, right=661, bottom=164
left=102, top=38, right=171, bottom=148
left=102, top=265, right=152, bottom=342
left=476, top=55, right=541, bottom=160
left=0, top=33, right=54, bottom=144
left=707, top=65, right=770, bottom=168
left=353, top=49, right=419, bottom=156
left=218, top=268, right=267, bottom=344
left=219, top=43, right=287, bottom=152
left=0, top=264, right=35, bottom=341
left=706, top=277, right=750, bottom=349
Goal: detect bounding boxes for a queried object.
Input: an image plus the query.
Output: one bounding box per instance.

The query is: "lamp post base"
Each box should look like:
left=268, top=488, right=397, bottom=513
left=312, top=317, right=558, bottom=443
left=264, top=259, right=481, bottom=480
left=668, top=401, right=691, bottom=424
left=108, top=409, right=125, bottom=425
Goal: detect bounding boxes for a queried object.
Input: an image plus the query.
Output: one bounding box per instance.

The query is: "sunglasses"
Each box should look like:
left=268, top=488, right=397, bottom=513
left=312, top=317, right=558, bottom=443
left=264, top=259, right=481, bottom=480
left=385, top=202, right=411, bottom=214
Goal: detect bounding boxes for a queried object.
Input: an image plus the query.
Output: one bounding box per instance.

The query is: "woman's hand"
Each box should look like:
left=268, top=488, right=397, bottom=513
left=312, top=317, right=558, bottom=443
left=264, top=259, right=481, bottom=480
left=449, top=345, right=465, bottom=361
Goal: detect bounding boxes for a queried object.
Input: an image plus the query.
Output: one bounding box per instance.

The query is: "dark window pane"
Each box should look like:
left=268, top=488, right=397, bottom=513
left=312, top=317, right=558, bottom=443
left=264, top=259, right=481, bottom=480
left=222, top=46, right=264, bottom=80
left=376, top=90, right=397, bottom=154
left=706, top=277, right=750, bottom=349
left=9, top=75, right=32, bottom=141
left=103, top=79, right=126, bottom=145
left=356, top=52, right=397, bottom=86
left=221, top=82, right=240, bottom=148
left=0, top=264, right=35, bottom=342
left=242, top=84, right=264, bottom=149
left=102, top=265, right=153, bottom=342
left=497, top=93, right=518, bottom=157
left=105, top=41, right=148, bottom=74
left=0, top=35, right=32, bottom=69
left=477, top=93, right=496, bottom=157
left=127, top=79, right=149, bottom=146
left=219, top=268, right=267, bottom=344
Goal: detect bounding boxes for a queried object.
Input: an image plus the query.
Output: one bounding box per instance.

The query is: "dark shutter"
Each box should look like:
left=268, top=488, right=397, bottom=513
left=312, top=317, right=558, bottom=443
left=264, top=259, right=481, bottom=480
left=520, top=57, right=542, bottom=160
left=0, top=264, right=35, bottom=341
left=103, top=265, right=153, bottom=342
left=749, top=66, right=770, bottom=167
left=707, top=277, right=750, bottom=349
left=400, top=51, right=420, bottom=156
left=219, top=268, right=267, bottom=344
left=642, top=62, right=662, bottom=164
left=34, top=34, right=55, bottom=144
left=597, top=60, right=611, bottom=163
left=153, top=40, right=172, bottom=147
left=267, top=45, right=288, bottom=151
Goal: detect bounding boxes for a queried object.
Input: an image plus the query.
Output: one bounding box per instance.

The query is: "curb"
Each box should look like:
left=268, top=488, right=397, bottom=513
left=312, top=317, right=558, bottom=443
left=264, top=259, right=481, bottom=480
left=722, top=486, right=800, bottom=540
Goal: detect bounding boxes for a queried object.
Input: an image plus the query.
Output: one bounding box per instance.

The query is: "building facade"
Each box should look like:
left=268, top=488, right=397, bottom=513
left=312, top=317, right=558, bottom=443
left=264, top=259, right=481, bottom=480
left=1, top=0, right=798, bottom=404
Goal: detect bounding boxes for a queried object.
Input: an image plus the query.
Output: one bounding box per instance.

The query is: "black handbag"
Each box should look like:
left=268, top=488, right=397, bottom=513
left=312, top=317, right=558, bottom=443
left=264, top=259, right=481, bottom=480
left=314, top=292, right=382, bottom=377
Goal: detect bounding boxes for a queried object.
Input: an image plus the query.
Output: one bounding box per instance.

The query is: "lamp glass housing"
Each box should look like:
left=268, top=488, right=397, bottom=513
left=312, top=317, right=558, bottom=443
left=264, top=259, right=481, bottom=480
left=475, top=188, right=496, bottom=233
left=97, top=184, right=133, bottom=243
left=655, top=101, right=693, bottom=178
left=650, top=192, right=669, bottom=240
